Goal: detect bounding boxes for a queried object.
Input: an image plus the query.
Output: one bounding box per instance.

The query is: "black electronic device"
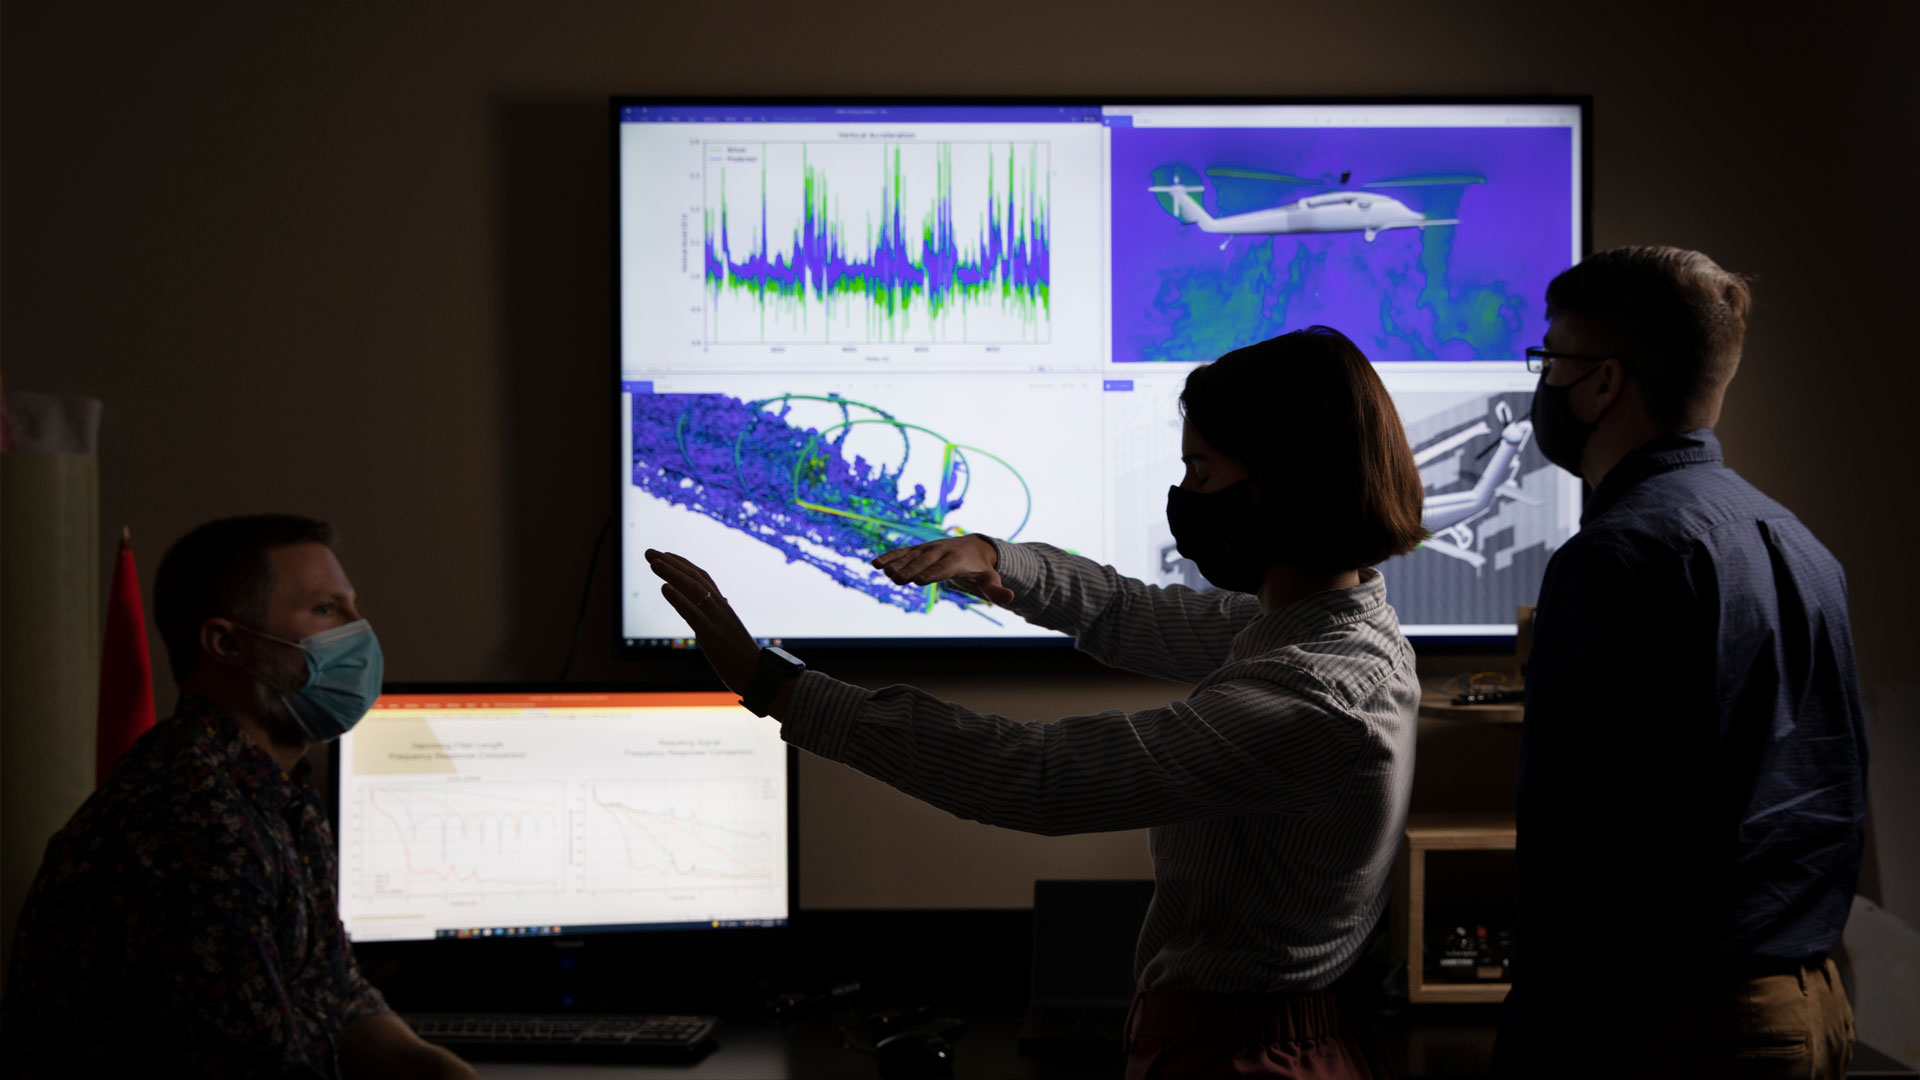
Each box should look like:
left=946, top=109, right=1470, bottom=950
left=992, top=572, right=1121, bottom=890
left=1017, top=879, right=1156, bottom=1051
left=875, top=1029, right=956, bottom=1079
left=1431, top=921, right=1511, bottom=983
left=403, top=1012, right=717, bottom=1064
left=867, top=1004, right=934, bottom=1036
left=743, top=646, right=806, bottom=716
left=1451, top=687, right=1526, bottom=706
left=770, top=980, right=864, bottom=1018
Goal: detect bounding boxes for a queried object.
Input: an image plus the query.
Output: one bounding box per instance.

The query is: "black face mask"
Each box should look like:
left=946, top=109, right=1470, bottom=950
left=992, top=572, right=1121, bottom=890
left=1529, top=364, right=1605, bottom=476
left=1165, top=480, right=1280, bottom=594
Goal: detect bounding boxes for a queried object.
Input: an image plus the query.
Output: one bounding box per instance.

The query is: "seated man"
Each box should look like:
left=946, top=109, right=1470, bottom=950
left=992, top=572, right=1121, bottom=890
left=2, top=515, right=474, bottom=1079
left=1495, top=248, right=1865, bottom=1078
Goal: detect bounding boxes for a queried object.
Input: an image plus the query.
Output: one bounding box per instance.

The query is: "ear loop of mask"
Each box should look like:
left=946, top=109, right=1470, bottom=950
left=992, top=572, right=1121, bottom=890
left=227, top=622, right=309, bottom=693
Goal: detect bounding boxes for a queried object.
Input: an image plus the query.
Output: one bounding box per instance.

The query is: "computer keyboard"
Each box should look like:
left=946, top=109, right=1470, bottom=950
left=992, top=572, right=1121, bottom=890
left=406, top=1012, right=718, bottom=1062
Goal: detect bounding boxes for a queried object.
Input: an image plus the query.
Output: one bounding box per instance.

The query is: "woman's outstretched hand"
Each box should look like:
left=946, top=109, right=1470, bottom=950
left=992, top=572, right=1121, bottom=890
left=872, top=535, right=1015, bottom=606
left=644, top=548, right=760, bottom=695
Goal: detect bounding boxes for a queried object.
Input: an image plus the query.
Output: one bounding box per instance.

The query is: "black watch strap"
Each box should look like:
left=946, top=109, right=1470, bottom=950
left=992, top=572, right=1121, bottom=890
left=742, top=647, right=806, bottom=717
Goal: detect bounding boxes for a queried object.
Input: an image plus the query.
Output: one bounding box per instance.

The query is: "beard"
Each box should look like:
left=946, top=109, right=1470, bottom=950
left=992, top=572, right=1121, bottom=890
left=242, top=643, right=313, bottom=748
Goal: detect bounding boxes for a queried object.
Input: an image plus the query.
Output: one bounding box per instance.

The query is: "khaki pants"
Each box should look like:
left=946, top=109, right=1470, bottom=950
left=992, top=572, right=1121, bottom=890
left=1497, top=957, right=1855, bottom=1079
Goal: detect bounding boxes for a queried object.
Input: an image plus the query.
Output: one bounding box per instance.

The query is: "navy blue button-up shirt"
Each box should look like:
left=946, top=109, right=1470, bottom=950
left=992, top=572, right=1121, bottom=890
left=1513, top=430, right=1867, bottom=984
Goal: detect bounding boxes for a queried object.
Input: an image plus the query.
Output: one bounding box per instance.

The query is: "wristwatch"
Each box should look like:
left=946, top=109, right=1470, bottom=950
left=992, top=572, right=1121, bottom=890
left=741, top=647, right=806, bottom=717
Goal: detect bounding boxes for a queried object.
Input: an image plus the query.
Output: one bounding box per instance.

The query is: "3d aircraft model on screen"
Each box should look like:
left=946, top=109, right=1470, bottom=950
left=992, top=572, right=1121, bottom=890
left=1148, top=168, right=1473, bottom=248
left=1415, top=400, right=1540, bottom=571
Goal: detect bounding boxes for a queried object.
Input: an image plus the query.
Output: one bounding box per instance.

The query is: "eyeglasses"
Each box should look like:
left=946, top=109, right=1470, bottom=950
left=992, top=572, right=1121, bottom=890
left=1524, top=346, right=1613, bottom=375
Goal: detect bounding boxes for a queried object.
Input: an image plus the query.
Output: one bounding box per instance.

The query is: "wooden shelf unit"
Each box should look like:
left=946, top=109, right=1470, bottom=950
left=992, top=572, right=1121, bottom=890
left=1400, top=812, right=1516, bottom=1005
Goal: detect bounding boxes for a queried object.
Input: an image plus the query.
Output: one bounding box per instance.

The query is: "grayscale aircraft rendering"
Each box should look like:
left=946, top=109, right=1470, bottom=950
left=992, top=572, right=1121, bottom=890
left=1416, top=400, right=1539, bottom=570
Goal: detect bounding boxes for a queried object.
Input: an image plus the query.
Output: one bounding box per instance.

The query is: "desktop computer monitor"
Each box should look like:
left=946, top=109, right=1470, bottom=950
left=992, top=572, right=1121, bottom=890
left=334, top=686, right=795, bottom=944
left=614, top=96, right=1589, bottom=654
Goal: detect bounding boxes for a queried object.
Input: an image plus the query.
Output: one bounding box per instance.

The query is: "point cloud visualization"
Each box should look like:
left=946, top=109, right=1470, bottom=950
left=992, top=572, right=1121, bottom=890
left=631, top=391, right=1030, bottom=622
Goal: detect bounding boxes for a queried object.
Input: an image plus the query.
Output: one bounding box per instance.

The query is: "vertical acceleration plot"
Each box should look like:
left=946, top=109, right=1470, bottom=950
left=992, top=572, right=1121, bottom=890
left=359, top=782, right=566, bottom=899
left=703, top=141, right=1051, bottom=344
left=582, top=778, right=779, bottom=895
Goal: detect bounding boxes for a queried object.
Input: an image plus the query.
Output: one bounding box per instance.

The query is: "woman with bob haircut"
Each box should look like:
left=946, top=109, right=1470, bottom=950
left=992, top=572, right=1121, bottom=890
left=647, top=325, right=1427, bottom=1079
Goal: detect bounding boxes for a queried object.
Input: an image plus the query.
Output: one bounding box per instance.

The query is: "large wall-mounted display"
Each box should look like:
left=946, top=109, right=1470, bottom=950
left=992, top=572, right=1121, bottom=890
left=615, top=99, right=1587, bottom=650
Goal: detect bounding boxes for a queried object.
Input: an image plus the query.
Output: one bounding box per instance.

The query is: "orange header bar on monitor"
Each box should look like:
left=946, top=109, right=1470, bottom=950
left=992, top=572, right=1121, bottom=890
left=370, top=691, right=739, bottom=711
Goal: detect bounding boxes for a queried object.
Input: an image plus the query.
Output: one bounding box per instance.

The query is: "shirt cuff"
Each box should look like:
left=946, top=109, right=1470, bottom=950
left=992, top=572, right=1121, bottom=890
left=341, top=981, right=392, bottom=1026
left=984, top=536, right=1044, bottom=597
left=781, top=669, right=871, bottom=763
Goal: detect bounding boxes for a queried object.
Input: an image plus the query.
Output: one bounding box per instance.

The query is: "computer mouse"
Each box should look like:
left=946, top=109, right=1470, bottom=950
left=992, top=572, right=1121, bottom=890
left=874, top=1030, right=954, bottom=1079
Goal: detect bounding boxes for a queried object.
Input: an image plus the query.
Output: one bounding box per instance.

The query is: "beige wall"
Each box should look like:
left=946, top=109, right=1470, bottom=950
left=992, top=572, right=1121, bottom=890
left=6, top=1, right=1916, bottom=910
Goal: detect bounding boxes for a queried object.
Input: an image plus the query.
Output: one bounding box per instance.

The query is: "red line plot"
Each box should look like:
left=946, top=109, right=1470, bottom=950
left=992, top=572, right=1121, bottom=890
left=582, top=779, right=780, bottom=895
left=359, top=783, right=567, bottom=899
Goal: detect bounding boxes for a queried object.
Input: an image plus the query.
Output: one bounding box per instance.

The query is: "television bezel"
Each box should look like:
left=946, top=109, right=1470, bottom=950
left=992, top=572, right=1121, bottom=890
left=611, top=94, right=1593, bottom=660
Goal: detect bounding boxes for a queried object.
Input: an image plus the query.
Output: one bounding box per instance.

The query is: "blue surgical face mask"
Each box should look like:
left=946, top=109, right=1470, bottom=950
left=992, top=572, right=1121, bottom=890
left=237, top=620, right=384, bottom=742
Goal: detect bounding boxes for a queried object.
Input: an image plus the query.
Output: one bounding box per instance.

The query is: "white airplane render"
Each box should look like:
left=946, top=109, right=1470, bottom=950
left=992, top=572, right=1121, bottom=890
left=1149, top=176, right=1459, bottom=248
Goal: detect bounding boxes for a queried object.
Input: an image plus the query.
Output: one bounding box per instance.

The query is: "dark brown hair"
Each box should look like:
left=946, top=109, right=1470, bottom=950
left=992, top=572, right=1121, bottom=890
left=154, top=514, right=334, bottom=681
left=1544, top=245, right=1752, bottom=431
left=1180, top=326, right=1426, bottom=572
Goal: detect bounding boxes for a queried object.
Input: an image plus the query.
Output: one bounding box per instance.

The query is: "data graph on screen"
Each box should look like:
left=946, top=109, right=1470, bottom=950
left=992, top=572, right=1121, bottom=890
left=337, top=692, right=791, bottom=941
left=582, top=778, right=780, bottom=894
left=359, top=783, right=566, bottom=900
left=703, top=141, right=1052, bottom=344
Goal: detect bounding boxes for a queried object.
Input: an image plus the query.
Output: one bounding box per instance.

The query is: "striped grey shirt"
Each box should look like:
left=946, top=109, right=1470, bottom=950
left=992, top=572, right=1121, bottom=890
left=782, top=540, right=1419, bottom=993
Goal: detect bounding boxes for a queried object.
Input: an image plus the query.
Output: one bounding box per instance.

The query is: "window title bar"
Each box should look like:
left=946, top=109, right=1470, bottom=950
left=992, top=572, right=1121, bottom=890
left=617, top=103, right=1580, bottom=129
left=621, top=104, right=1105, bottom=124
left=369, top=691, right=738, bottom=712
left=1105, top=103, right=1582, bottom=128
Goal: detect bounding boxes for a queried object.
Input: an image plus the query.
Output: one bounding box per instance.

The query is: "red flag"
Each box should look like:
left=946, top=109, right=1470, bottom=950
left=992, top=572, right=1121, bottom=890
left=97, top=526, right=156, bottom=785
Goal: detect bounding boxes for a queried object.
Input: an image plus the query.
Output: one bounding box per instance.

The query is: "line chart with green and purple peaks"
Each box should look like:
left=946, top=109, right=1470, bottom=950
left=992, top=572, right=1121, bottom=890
left=616, top=102, right=1587, bottom=644
left=702, top=141, right=1052, bottom=345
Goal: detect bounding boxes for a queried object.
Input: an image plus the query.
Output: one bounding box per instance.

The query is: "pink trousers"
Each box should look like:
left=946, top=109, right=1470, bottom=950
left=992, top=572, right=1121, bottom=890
left=1123, top=986, right=1396, bottom=1079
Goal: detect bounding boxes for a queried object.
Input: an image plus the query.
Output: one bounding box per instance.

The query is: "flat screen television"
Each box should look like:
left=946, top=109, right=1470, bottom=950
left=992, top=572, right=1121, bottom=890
left=614, top=97, right=1589, bottom=655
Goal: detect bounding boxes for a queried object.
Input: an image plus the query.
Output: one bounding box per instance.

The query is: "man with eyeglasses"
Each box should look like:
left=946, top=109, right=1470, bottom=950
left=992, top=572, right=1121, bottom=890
left=1493, top=247, right=1865, bottom=1079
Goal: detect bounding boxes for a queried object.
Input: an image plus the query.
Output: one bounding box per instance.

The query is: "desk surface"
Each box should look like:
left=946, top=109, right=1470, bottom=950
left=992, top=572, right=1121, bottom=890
left=472, top=1010, right=1120, bottom=1079
left=471, top=1025, right=1917, bottom=1080
left=461, top=1007, right=1917, bottom=1079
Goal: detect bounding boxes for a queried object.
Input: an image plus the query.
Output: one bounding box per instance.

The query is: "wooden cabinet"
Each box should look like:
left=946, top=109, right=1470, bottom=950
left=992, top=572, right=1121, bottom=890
left=1394, top=812, right=1516, bottom=1005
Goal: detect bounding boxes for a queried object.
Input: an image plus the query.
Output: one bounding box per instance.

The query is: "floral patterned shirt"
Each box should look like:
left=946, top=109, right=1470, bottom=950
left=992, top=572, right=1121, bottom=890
left=2, top=696, right=388, bottom=1078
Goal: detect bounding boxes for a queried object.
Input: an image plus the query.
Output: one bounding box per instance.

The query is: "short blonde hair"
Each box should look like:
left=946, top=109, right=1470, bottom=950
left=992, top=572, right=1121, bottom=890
left=1545, top=246, right=1753, bottom=431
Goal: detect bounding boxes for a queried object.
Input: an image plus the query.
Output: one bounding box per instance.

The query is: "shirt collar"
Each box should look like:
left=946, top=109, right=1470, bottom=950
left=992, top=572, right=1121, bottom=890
left=1583, top=428, right=1723, bottom=525
left=175, top=695, right=309, bottom=813
left=1229, top=568, right=1389, bottom=659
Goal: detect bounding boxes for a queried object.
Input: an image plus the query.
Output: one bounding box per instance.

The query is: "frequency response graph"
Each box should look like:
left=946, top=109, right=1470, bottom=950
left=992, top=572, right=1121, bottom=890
left=703, top=141, right=1051, bottom=344
left=582, top=779, right=780, bottom=895
left=359, top=783, right=566, bottom=899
